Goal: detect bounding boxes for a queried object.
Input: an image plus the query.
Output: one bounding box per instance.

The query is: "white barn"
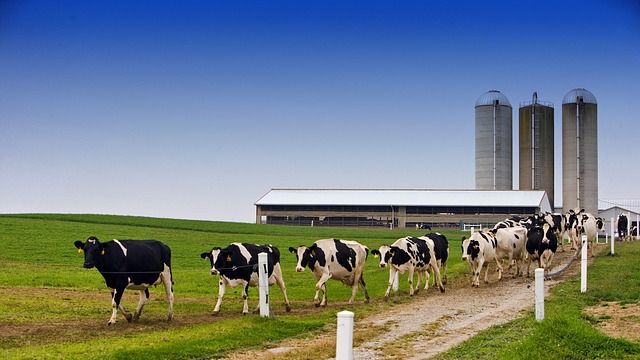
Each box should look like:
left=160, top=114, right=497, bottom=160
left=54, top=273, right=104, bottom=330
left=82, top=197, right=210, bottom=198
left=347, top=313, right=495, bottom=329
left=255, top=189, right=551, bottom=228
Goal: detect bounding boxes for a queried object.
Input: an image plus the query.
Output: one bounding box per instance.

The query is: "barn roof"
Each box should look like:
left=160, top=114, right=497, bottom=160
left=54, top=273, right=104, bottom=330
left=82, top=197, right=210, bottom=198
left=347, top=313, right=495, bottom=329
left=255, top=189, right=551, bottom=211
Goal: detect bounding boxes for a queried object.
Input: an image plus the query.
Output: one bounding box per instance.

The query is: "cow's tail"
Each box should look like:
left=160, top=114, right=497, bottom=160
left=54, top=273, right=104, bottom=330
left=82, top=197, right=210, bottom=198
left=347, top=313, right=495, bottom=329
left=162, top=244, right=175, bottom=289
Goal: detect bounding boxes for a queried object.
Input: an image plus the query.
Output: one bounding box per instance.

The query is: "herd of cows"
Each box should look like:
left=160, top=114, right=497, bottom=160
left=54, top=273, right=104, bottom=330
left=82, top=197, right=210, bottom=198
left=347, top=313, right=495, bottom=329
left=72, top=209, right=630, bottom=325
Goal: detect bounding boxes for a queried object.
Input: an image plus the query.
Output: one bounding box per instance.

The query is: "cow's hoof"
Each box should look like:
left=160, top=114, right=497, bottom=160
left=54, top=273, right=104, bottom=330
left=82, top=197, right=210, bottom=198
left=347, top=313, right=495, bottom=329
left=314, top=303, right=320, bottom=308
left=211, top=311, right=220, bottom=316
left=384, top=296, right=390, bottom=302
left=439, top=286, right=445, bottom=293
left=364, top=297, right=370, bottom=304
left=242, top=311, right=249, bottom=316
left=167, top=315, right=173, bottom=322
left=285, top=305, right=291, bottom=312
left=107, top=320, right=115, bottom=326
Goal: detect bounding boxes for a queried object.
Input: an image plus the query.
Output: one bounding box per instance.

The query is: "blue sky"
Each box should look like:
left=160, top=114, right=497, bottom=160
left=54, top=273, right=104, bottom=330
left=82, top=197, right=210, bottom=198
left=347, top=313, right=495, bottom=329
left=1, top=0, right=639, bottom=222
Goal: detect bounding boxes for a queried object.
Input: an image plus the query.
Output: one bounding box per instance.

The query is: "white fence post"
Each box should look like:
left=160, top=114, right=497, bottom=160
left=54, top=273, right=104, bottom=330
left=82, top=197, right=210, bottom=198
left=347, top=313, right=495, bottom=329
left=581, top=234, right=588, bottom=293
left=535, top=268, right=544, bottom=321
left=611, top=217, right=615, bottom=255
left=636, top=214, right=639, bottom=240
left=258, top=253, right=270, bottom=317
left=336, top=310, right=354, bottom=360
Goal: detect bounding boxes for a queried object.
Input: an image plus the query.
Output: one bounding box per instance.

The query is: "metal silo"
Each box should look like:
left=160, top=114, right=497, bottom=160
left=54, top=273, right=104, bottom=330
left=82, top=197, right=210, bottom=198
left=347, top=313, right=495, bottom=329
left=519, top=92, right=555, bottom=207
left=475, top=90, right=513, bottom=190
left=562, top=88, right=598, bottom=215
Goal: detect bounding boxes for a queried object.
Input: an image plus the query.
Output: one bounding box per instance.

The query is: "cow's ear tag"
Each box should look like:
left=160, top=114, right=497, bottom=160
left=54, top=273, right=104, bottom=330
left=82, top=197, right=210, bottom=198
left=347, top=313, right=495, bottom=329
left=373, top=254, right=379, bottom=258
left=77, top=249, right=83, bottom=254
left=226, top=255, right=232, bottom=262
left=101, top=249, right=105, bottom=255
left=311, top=250, right=316, bottom=257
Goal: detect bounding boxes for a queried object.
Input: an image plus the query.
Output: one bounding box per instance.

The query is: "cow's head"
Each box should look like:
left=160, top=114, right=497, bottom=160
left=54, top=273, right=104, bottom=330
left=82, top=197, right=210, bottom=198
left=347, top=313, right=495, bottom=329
left=289, top=245, right=315, bottom=272
left=461, top=236, right=481, bottom=261
left=73, top=236, right=104, bottom=269
left=200, top=247, right=223, bottom=275
left=370, top=245, right=392, bottom=268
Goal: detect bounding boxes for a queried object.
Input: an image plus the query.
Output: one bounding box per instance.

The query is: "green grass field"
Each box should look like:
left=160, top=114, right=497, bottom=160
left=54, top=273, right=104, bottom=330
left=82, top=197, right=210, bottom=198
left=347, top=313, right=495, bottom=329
left=0, top=214, right=468, bottom=359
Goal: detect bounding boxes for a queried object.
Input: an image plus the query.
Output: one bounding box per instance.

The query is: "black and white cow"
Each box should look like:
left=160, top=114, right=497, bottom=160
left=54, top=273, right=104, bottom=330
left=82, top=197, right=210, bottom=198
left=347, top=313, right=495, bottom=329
left=422, top=232, right=449, bottom=285
left=618, top=214, right=629, bottom=241
left=372, top=236, right=445, bottom=299
left=493, top=226, right=528, bottom=277
left=525, top=223, right=558, bottom=277
left=289, top=239, right=369, bottom=307
left=461, top=231, right=502, bottom=287
left=200, top=243, right=290, bottom=314
left=564, top=209, right=583, bottom=250
left=73, top=236, right=174, bottom=325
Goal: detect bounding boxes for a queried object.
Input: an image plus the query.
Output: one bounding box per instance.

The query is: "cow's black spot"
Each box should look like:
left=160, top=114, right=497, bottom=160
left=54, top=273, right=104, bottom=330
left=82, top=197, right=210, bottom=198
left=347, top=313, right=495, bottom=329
left=333, top=239, right=355, bottom=272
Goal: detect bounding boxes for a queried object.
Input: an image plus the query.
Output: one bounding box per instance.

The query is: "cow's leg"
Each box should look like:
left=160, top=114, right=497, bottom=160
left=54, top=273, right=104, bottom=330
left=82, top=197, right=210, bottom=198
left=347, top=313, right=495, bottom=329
left=470, top=262, right=478, bottom=287
left=160, top=264, right=174, bottom=321
left=313, top=287, right=321, bottom=307
left=414, top=270, right=422, bottom=295
left=384, top=267, right=398, bottom=300
left=212, top=279, right=226, bottom=315
left=108, top=285, right=127, bottom=325
left=242, top=282, right=250, bottom=314
left=272, top=265, right=291, bottom=312
left=423, top=270, right=431, bottom=290
left=408, top=267, right=416, bottom=296
left=320, top=283, right=328, bottom=307
left=314, top=271, right=332, bottom=307
left=358, top=274, right=370, bottom=303
left=348, top=274, right=360, bottom=304
left=441, top=260, right=448, bottom=285
left=133, top=289, right=149, bottom=321
left=430, top=262, right=445, bottom=293
left=495, top=258, right=504, bottom=281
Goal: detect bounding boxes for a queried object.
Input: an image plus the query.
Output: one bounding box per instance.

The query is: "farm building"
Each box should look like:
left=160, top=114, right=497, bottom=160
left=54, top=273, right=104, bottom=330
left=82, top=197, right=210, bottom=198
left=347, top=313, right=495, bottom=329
left=255, top=189, right=552, bottom=228
left=598, top=200, right=640, bottom=230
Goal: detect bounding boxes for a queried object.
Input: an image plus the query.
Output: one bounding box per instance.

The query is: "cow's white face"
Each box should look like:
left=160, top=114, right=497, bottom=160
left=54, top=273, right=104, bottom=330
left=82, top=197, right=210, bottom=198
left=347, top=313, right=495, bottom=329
left=294, top=246, right=308, bottom=272
left=201, top=248, right=223, bottom=275
left=460, top=236, right=481, bottom=261
left=372, top=246, right=391, bottom=268
left=461, top=237, right=470, bottom=261
left=209, top=249, right=222, bottom=275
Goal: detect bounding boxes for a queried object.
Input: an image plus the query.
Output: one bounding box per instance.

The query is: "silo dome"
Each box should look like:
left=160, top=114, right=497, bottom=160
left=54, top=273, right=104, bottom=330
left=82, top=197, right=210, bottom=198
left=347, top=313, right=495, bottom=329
left=475, top=90, right=512, bottom=108
left=562, top=88, right=597, bottom=105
